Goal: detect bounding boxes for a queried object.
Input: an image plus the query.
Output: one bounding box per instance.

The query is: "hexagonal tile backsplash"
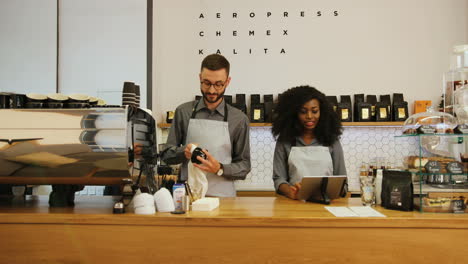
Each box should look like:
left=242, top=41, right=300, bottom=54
left=234, top=127, right=419, bottom=192
left=76, top=126, right=417, bottom=196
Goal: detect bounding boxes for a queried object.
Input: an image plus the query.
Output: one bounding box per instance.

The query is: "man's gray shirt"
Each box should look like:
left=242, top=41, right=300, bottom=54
left=161, top=99, right=251, bottom=180
left=272, top=137, right=347, bottom=191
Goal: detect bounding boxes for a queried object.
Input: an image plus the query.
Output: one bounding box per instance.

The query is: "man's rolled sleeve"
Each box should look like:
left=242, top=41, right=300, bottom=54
left=161, top=107, right=187, bottom=165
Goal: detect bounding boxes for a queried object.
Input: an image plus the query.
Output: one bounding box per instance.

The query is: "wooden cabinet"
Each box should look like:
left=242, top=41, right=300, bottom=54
left=1, top=195, right=467, bottom=263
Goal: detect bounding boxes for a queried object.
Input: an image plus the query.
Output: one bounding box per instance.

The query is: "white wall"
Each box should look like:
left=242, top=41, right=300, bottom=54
left=0, top=0, right=148, bottom=107
left=153, top=0, right=468, bottom=122
left=0, top=0, right=57, bottom=94
left=59, top=0, right=147, bottom=106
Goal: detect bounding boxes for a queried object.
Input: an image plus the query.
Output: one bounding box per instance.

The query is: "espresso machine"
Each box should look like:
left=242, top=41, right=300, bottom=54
left=0, top=106, right=158, bottom=207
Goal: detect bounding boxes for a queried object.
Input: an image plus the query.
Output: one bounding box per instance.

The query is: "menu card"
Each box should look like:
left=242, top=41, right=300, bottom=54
left=325, top=206, right=386, bottom=217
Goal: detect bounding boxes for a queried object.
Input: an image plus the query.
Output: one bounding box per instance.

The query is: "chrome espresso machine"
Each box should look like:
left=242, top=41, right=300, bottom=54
left=0, top=106, right=157, bottom=207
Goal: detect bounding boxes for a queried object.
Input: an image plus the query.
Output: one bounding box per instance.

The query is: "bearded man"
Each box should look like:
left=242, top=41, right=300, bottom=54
left=161, top=54, right=251, bottom=197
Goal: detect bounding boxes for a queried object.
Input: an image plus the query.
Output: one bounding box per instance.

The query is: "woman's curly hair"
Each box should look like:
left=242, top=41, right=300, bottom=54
left=272, top=85, right=342, bottom=146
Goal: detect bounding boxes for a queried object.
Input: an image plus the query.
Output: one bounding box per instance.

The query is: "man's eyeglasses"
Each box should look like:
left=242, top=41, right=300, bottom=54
left=200, top=80, right=227, bottom=90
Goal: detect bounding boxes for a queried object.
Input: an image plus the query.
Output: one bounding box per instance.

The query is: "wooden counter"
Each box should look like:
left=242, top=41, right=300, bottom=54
left=1, top=195, right=467, bottom=263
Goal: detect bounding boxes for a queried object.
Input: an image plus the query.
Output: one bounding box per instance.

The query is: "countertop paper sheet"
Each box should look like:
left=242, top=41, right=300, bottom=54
left=325, top=206, right=386, bottom=217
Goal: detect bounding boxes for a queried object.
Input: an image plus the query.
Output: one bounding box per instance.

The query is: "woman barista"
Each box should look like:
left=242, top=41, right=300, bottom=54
left=272, top=86, right=347, bottom=199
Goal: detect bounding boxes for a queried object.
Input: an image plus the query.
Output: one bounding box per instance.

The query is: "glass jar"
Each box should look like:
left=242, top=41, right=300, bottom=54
left=454, top=45, right=468, bottom=70
left=454, top=74, right=468, bottom=129
left=359, top=162, right=375, bottom=206
left=443, top=45, right=468, bottom=111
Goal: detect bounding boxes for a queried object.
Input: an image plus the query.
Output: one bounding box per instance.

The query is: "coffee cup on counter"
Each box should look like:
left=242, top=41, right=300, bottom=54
left=67, top=94, right=90, bottom=108
left=47, top=93, right=69, bottom=108
left=25, top=93, right=48, bottom=108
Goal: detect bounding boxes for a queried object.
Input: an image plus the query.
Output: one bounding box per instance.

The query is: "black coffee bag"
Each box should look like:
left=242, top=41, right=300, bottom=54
left=382, top=170, right=413, bottom=211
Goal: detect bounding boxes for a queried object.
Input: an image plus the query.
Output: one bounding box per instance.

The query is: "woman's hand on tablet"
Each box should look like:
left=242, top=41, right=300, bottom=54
left=279, top=183, right=301, bottom=200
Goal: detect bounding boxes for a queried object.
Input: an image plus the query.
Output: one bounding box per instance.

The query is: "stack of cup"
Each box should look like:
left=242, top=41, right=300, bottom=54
left=47, top=93, right=69, bottom=108
left=68, top=94, right=90, bottom=108
left=122, top=81, right=136, bottom=107
left=11, top=94, right=27, bottom=108
left=154, top=188, right=175, bottom=212
left=134, top=84, right=140, bottom=107
left=89, top=96, right=99, bottom=107
left=97, top=98, right=106, bottom=106
left=133, top=192, right=156, bottom=215
left=25, top=93, right=48, bottom=108
left=0, top=92, right=12, bottom=109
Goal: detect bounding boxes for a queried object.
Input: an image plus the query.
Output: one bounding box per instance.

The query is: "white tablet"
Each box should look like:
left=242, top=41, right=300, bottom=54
left=297, top=175, right=347, bottom=202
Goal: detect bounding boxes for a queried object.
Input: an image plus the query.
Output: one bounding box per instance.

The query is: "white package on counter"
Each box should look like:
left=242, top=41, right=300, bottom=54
left=191, top=197, right=220, bottom=211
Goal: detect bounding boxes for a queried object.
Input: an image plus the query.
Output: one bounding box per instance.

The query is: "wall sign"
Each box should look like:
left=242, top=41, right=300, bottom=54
left=155, top=0, right=467, bottom=124
left=197, top=10, right=340, bottom=55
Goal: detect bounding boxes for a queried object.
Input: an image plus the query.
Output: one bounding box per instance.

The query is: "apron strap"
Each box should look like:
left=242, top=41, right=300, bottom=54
left=190, top=99, right=229, bottom=122
left=291, top=138, right=297, bottom=147
left=223, top=102, right=228, bottom=122
left=190, top=100, right=200, bottom=119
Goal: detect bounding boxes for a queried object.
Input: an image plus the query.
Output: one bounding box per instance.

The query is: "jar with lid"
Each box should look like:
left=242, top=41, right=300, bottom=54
left=453, top=73, right=468, bottom=133
left=454, top=45, right=468, bottom=70
left=359, top=162, right=375, bottom=206
left=443, top=44, right=468, bottom=112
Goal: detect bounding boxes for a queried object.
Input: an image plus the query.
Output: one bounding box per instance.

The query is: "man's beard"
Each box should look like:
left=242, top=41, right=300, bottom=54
left=201, top=89, right=225, bottom=104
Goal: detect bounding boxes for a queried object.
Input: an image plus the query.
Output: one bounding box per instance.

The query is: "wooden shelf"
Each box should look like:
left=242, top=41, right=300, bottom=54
left=158, top=122, right=404, bottom=128
left=342, top=121, right=404, bottom=127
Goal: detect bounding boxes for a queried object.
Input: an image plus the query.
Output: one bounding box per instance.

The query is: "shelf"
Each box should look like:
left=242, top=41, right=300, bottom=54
left=413, top=182, right=468, bottom=194
left=396, top=133, right=468, bottom=138
left=158, top=121, right=404, bottom=128
left=415, top=172, right=468, bottom=176
left=342, top=122, right=404, bottom=127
